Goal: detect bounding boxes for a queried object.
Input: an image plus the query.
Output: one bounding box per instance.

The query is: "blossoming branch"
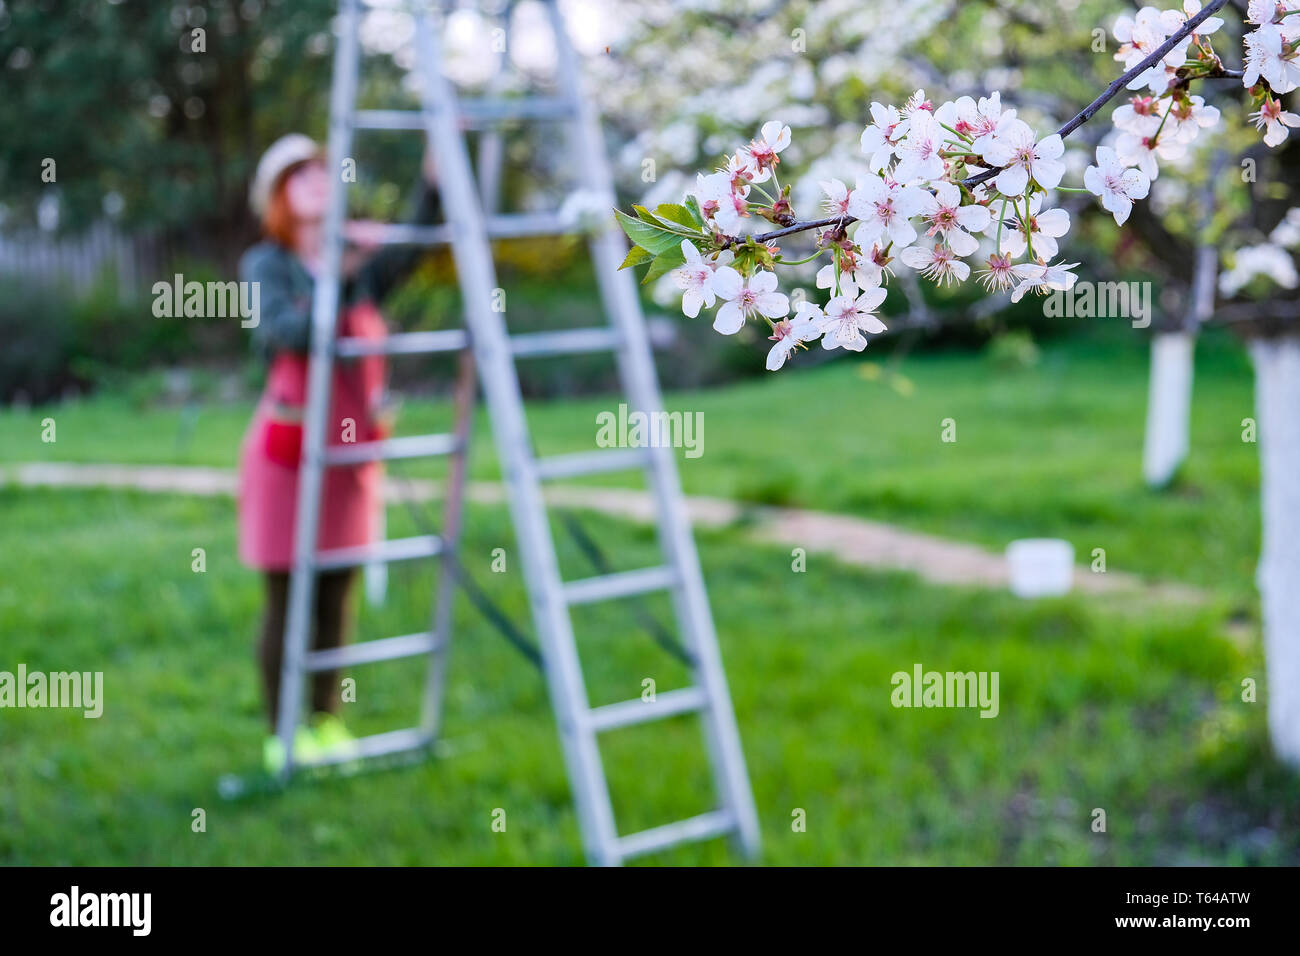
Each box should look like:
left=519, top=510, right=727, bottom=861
left=614, top=0, right=1300, bottom=371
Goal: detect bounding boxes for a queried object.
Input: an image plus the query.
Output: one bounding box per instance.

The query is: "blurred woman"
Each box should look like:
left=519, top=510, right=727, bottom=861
left=238, top=133, right=440, bottom=772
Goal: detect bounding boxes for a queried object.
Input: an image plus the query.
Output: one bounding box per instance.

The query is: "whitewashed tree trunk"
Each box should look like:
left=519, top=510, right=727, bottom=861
left=1143, top=195, right=1217, bottom=487
left=1142, top=331, right=1196, bottom=487
left=1251, top=335, right=1300, bottom=767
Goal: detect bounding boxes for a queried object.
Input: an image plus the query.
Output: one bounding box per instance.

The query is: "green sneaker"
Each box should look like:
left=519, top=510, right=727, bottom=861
left=261, top=726, right=324, bottom=776
left=262, top=735, right=286, bottom=776
left=310, top=713, right=361, bottom=773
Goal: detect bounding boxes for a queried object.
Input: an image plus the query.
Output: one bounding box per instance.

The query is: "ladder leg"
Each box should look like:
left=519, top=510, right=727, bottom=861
left=421, top=349, right=476, bottom=739
left=545, top=0, right=762, bottom=859
left=412, top=7, right=621, bottom=866
left=276, top=0, right=361, bottom=779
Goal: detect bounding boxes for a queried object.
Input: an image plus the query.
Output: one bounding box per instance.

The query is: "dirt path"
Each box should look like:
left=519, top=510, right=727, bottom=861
left=4, top=461, right=1198, bottom=599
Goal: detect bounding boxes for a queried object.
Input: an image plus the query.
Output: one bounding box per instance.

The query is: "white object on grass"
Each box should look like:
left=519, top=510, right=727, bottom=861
left=1005, top=538, right=1074, bottom=598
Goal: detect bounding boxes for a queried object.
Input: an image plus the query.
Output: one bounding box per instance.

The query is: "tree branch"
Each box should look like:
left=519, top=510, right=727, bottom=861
left=721, top=0, right=1233, bottom=250
left=962, top=0, right=1231, bottom=187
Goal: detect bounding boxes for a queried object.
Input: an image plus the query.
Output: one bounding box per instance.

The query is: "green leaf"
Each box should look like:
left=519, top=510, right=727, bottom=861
left=683, top=195, right=707, bottom=228
left=653, top=203, right=700, bottom=231
left=632, top=204, right=701, bottom=237
left=618, top=244, right=653, bottom=270
left=614, top=209, right=687, bottom=256
left=641, top=244, right=687, bottom=285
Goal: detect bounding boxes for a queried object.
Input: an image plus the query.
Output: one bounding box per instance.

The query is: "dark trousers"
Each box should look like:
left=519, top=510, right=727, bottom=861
left=258, top=569, right=355, bottom=730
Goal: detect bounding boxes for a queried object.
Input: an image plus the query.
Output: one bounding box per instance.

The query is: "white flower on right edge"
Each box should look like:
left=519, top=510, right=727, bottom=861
left=766, top=302, right=823, bottom=371
left=1252, top=97, right=1300, bottom=147
left=1084, top=146, right=1151, bottom=226
left=818, top=285, right=888, bottom=352
left=710, top=267, right=790, bottom=335
left=1244, top=23, right=1300, bottom=95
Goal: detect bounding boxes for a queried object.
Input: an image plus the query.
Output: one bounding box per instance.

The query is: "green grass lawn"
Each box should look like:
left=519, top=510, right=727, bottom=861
left=2, top=486, right=1295, bottom=865
left=2, top=328, right=1292, bottom=865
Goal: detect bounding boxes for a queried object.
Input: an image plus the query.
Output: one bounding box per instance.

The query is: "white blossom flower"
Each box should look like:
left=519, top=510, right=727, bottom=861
left=1248, top=1, right=1300, bottom=41
left=820, top=178, right=854, bottom=218
left=1112, top=96, right=1165, bottom=137
left=852, top=243, right=895, bottom=288
left=741, top=121, right=791, bottom=183
left=1170, top=0, right=1224, bottom=38
left=900, top=243, right=970, bottom=285
left=1009, top=260, right=1080, bottom=302
left=1219, top=242, right=1299, bottom=295
left=974, top=116, right=1065, bottom=196
left=1113, top=7, right=1174, bottom=72
left=1162, top=95, right=1221, bottom=144
left=859, top=103, right=910, bottom=172
left=818, top=286, right=888, bottom=351
left=766, top=303, right=823, bottom=370
left=893, top=110, right=947, bottom=184
left=934, top=92, right=1011, bottom=142
left=670, top=240, right=718, bottom=318
left=695, top=170, right=749, bottom=234
left=847, top=175, right=927, bottom=248
left=1269, top=207, right=1300, bottom=247
left=917, top=181, right=991, bottom=257
left=1244, top=24, right=1300, bottom=94
left=710, top=267, right=790, bottom=334
left=1115, top=6, right=1193, bottom=92
left=977, top=252, right=1018, bottom=292
left=1002, top=194, right=1071, bottom=259
left=1252, top=96, right=1300, bottom=147
left=1084, top=146, right=1151, bottom=225
left=1115, top=131, right=1184, bottom=181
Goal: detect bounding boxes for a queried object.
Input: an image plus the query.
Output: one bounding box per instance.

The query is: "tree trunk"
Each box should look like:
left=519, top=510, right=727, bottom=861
left=1143, top=330, right=1196, bottom=487
left=1143, top=242, right=1216, bottom=487
left=1251, top=334, right=1300, bottom=767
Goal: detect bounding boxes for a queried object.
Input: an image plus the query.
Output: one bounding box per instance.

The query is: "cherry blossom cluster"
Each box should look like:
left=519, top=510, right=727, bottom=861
left=614, top=0, right=1293, bottom=370
left=1243, top=0, right=1300, bottom=144
left=664, top=99, right=1085, bottom=371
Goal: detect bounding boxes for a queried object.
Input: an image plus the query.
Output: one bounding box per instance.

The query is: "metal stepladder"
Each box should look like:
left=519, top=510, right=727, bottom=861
left=278, top=0, right=760, bottom=866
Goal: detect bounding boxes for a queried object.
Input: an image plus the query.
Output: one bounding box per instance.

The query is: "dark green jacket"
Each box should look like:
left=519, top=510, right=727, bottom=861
left=239, top=182, right=442, bottom=358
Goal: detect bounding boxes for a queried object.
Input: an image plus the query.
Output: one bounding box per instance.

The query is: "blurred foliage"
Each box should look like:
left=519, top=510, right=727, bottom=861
left=0, top=0, right=352, bottom=252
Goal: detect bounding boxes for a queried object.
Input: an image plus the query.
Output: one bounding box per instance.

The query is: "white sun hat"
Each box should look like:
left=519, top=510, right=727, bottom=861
left=249, top=133, right=322, bottom=216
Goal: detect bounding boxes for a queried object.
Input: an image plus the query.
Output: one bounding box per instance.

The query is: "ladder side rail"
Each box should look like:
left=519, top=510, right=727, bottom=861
left=276, top=0, right=363, bottom=778
left=420, top=350, right=477, bottom=738
left=544, top=0, right=761, bottom=858
left=411, top=7, right=621, bottom=865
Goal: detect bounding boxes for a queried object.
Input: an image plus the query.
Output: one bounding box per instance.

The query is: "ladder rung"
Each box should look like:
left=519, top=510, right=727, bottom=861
left=323, top=433, right=461, bottom=466
left=360, top=215, right=568, bottom=248
left=315, top=535, right=443, bottom=570
left=509, top=327, right=622, bottom=359
left=303, top=631, right=442, bottom=672
left=353, top=98, right=573, bottom=132
left=461, top=96, right=575, bottom=123
left=616, top=810, right=737, bottom=861
left=563, top=566, right=677, bottom=606
left=335, top=330, right=469, bottom=357
left=354, top=108, right=427, bottom=130
left=486, top=211, right=571, bottom=238
left=534, top=448, right=650, bottom=481
left=294, top=726, right=433, bottom=768
left=362, top=223, right=454, bottom=246
left=586, top=687, right=707, bottom=733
